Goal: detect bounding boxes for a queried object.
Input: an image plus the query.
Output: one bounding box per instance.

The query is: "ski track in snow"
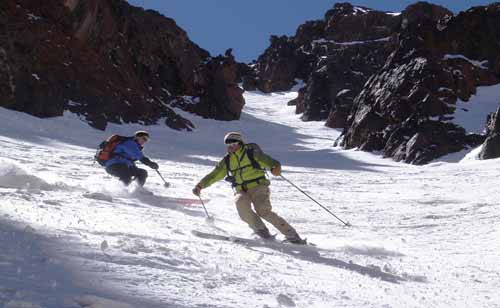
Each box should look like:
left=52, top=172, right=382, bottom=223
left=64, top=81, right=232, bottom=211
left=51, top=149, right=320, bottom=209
left=0, top=90, right=499, bottom=307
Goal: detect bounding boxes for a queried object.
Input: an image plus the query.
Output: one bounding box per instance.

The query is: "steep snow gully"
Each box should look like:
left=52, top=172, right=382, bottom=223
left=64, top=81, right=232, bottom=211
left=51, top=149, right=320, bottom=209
left=0, top=89, right=499, bottom=308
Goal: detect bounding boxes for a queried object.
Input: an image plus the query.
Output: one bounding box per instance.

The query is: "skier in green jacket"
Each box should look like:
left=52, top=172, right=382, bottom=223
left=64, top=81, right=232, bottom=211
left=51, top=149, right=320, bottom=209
left=193, top=132, right=304, bottom=244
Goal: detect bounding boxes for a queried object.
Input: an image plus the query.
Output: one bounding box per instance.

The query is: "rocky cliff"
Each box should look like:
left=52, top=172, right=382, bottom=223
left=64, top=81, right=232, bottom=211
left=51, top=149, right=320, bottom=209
left=0, top=0, right=245, bottom=130
left=245, top=2, right=500, bottom=164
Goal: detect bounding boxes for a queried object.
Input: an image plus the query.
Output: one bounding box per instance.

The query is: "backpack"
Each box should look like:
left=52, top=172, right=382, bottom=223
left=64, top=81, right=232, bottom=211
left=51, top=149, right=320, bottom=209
left=224, top=143, right=263, bottom=175
left=95, top=135, right=128, bottom=166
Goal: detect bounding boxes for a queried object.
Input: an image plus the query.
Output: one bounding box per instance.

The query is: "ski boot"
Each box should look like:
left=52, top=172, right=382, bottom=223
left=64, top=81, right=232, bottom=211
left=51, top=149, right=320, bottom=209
left=255, top=228, right=273, bottom=239
left=284, top=235, right=307, bottom=245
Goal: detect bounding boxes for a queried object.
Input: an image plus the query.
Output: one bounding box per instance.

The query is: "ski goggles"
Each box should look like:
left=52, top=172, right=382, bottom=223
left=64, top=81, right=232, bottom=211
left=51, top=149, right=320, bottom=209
left=226, top=142, right=239, bottom=147
left=225, top=139, right=240, bottom=145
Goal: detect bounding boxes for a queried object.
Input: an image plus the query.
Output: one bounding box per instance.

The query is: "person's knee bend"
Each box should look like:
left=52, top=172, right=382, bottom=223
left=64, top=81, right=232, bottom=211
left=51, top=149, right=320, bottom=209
left=137, top=168, right=148, bottom=179
left=255, top=207, right=271, bottom=218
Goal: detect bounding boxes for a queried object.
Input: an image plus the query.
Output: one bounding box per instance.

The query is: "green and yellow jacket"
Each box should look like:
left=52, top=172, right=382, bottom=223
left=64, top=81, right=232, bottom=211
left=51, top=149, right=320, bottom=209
left=198, top=144, right=280, bottom=192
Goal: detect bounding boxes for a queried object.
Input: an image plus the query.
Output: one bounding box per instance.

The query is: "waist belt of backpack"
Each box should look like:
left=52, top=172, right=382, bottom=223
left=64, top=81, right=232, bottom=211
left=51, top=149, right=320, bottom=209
left=235, top=176, right=266, bottom=192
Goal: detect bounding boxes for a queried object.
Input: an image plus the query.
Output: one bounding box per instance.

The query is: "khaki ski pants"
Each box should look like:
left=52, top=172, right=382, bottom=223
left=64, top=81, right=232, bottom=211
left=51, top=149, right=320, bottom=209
left=235, top=184, right=298, bottom=238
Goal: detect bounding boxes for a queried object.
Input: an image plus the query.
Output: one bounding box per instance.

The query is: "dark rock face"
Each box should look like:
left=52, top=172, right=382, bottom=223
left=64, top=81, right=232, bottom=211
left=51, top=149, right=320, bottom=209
left=244, top=2, right=401, bottom=122
left=246, top=1, right=500, bottom=164
left=325, top=89, right=355, bottom=129
left=323, top=3, right=401, bottom=41
left=295, top=38, right=396, bottom=122
left=248, top=35, right=316, bottom=93
left=479, top=107, right=500, bottom=159
left=480, top=134, right=500, bottom=160
left=0, top=0, right=244, bottom=130
left=339, top=3, right=499, bottom=164
left=175, top=52, right=245, bottom=121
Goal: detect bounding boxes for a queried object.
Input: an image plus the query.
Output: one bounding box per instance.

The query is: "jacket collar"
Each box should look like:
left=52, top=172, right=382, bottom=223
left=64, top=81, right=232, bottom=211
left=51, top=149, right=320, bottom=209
left=133, top=139, right=144, bottom=151
left=231, top=144, right=246, bottom=158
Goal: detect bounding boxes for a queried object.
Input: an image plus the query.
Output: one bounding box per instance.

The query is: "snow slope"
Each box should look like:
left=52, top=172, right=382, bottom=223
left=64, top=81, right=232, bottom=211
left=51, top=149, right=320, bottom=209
left=0, top=89, right=499, bottom=308
left=451, top=83, right=500, bottom=134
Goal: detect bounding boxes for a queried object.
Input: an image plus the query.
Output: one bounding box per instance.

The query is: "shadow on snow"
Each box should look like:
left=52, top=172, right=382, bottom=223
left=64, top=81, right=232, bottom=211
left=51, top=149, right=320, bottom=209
left=0, top=218, right=189, bottom=308
left=192, top=231, right=414, bottom=284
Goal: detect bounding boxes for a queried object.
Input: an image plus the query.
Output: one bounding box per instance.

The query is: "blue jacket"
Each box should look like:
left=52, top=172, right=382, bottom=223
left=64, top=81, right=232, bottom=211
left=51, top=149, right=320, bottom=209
left=105, top=138, right=144, bottom=168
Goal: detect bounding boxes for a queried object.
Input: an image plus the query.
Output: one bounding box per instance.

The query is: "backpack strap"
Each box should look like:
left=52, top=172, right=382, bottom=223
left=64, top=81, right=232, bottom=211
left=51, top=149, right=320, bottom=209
left=246, top=148, right=262, bottom=170
left=224, top=154, right=231, bottom=176
left=224, top=145, right=262, bottom=176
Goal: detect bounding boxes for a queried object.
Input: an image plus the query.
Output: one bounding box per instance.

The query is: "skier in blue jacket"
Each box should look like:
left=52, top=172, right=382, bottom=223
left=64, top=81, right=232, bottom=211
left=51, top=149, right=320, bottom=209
left=105, top=131, right=159, bottom=186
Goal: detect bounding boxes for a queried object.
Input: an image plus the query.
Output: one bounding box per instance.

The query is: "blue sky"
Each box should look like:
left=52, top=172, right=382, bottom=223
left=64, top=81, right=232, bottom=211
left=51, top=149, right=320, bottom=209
left=127, top=0, right=493, bottom=62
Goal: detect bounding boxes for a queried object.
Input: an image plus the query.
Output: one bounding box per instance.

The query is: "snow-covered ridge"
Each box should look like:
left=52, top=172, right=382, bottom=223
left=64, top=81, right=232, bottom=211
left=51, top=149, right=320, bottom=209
left=450, top=83, right=500, bottom=133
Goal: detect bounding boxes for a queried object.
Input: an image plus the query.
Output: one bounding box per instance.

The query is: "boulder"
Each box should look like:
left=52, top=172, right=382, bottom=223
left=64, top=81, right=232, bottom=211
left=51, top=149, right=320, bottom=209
left=479, top=107, right=500, bottom=159
left=479, top=134, right=500, bottom=160
left=325, top=89, right=356, bottom=128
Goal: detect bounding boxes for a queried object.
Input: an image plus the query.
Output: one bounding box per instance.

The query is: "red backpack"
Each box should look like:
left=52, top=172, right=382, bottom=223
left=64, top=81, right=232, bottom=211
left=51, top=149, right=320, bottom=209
left=95, top=135, right=128, bottom=166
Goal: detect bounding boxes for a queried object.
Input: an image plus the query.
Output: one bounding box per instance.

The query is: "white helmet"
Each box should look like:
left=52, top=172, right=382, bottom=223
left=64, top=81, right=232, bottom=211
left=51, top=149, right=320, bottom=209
left=224, top=132, right=243, bottom=144
left=134, top=131, right=150, bottom=140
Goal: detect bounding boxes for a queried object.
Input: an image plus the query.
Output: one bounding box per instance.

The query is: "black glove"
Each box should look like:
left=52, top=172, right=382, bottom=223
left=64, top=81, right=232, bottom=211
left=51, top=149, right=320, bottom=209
left=192, top=184, right=202, bottom=196
left=141, top=157, right=159, bottom=170
left=150, top=162, right=159, bottom=170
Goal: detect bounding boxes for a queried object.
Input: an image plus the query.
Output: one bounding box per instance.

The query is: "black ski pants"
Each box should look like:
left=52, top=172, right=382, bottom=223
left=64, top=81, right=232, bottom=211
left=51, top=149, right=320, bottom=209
left=106, top=163, right=148, bottom=186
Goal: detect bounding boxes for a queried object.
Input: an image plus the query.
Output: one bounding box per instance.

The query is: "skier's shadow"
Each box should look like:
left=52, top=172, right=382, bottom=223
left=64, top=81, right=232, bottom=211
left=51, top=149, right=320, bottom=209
left=207, top=235, right=413, bottom=284
left=267, top=244, right=406, bottom=283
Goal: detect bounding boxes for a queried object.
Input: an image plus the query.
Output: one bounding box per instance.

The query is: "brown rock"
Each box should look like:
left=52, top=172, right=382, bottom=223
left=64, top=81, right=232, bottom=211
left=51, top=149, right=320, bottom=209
left=325, top=89, right=356, bottom=128
left=243, top=35, right=316, bottom=93
left=0, top=0, right=244, bottom=130
left=337, top=2, right=499, bottom=164
left=479, top=107, right=500, bottom=160
left=191, top=54, right=245, bottom=120
left=479, top=134, right=500, bottom=160
left=324, top=3, right=401, bottom=42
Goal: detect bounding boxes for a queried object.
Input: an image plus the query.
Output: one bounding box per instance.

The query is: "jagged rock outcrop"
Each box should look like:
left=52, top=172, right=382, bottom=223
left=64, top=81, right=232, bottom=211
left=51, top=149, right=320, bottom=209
left=173, top=51, right=245, bottom=120
left=245, top=1, right=500, bottom=164
left=0, top=0, right=244, bottom=130
left=247, top=35, right=316, bottom=93
left=339, top=2, right=499, bottom=164
left=245, top=3, right=400, bottom=123
left=479, top=107, right=500, bottom=159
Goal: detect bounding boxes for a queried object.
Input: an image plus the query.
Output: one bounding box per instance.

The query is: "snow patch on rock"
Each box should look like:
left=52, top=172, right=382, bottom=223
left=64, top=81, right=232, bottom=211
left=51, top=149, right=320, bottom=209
left=450, top=83, right=500, bottom=133
left=443, top=54, right=489, bottom=69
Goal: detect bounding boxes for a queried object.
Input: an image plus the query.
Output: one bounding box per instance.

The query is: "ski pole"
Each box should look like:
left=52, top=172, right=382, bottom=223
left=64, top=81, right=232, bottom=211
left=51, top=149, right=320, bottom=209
left=280, top=174, right=351, bottom=227
left=198, top=195, right=214, bottom=222
left=155, top=170, right=170, bottom=188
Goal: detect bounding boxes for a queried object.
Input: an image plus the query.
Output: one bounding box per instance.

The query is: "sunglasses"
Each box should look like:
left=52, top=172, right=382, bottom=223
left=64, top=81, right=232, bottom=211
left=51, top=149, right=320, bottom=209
left=226, top=142, right=239, bottom=147
left=138, top=136, right=149, bottom=142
